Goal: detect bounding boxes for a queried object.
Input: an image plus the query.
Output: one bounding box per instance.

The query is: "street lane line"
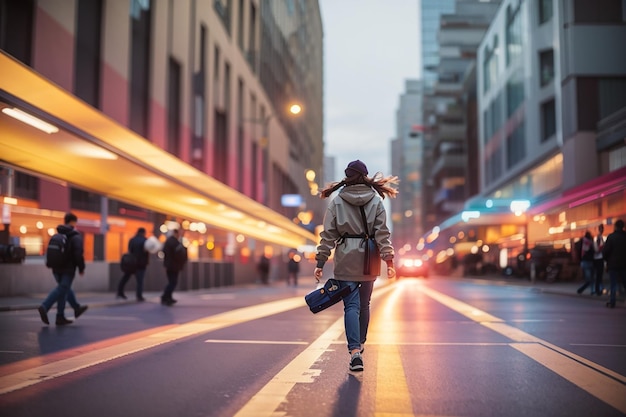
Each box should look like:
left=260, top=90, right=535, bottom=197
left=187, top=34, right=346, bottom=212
left=371, top=281, right=415, bottom=417
left=511, top=343, right=626, bottom=414
left=570, top=343, right=626, bottom=348
left=232, top=283, right=398, bottom=417
left=330, top=341, right=510, bottom=346
left=376, top=344, right=414, bottom=417
left=417, top=284, right=626, bottom=412
left=232, top=317, right=344, bottom=417
left=204, top=339, right=308, bottom=345
left=0, top=297, right=305, bottom=395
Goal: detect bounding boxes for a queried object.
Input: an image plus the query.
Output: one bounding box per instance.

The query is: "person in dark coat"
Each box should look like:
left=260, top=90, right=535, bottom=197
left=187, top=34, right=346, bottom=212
left=38, top=213, right=88, bottom=325
left=287, top=252, right=300, bottom=286
left=602, top=219, right=626, bottom=308
left=117, top=227, right=149, bottom=301
left=258, top=255, right=270, bottom=285
left=576, top=231, right=595, bottom=295
left=161, top=228, right=186, bottom=306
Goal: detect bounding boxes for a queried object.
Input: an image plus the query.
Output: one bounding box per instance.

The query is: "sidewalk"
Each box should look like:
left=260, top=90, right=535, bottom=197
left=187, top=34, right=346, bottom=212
left=0, top=275, right=613, bottom=312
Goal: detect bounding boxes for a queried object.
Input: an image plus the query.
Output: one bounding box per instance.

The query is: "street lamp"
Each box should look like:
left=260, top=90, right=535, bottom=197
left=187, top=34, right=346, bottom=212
left=245, top=103, right=303, bottom=208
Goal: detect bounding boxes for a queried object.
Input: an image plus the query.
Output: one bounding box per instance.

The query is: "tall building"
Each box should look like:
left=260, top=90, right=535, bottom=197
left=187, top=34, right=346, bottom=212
left=0, top=1, right=323, bottom=285
left=390, top=80, right=424, bottom=251
left=419, top=0, right=456, bottom=231
left=475, top=0, right=626, bottom=266
left=426, top=0, right=500, bottom=228
left=426, top=0, right=626, bottom=276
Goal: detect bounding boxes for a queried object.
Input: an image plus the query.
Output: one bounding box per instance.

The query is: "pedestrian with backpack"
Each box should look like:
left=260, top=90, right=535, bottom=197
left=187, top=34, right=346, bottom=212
left=38, top=213, right=88, bottom=325
left=161, top=228, right=187, bottom=306
left=116, top=227, right=149, bottom=301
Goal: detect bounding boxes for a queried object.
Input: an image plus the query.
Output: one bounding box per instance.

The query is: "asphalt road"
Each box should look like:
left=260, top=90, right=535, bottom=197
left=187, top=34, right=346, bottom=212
left=0, top=277, right=624, bottom=417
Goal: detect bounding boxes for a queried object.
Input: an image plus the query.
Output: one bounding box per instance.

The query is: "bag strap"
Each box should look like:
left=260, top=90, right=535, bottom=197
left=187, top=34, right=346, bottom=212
left=359, top=205, right=372, bottom=238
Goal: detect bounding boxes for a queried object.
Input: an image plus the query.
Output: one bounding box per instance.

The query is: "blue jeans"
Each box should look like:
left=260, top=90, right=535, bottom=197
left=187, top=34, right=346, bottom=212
left=118, top=268, right=146, bottom=298
left=359, top=280, right=375, bottom=346
left=608, top=268, right=626, bottom=306
left=578, top=261, right=594, bottom=293
left=42, top=272, right=77, bottom=317
left=593, top=259, right=604, bottom=294
left=339, top=281, right=362, bottom=352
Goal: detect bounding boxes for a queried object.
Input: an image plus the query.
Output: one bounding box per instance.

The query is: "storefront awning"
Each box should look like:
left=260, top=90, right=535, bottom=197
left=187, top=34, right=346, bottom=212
left=529, top=166, right=626, bottom=214
left=0, top=52, right=316, bottom=248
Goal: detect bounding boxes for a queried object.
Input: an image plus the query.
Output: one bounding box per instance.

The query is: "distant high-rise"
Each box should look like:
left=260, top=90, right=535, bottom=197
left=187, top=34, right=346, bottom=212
left=421, top=0, right=455, bottom=95
left=390, top=80, right=424, bottom=250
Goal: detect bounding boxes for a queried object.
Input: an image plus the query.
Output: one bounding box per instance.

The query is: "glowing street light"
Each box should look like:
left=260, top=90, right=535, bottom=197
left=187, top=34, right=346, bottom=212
left=245, top=103, right=303, bottom=207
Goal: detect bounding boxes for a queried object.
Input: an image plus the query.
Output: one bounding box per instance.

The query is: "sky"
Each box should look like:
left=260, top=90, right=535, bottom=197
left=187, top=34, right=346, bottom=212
left=319, top=0, right=420, bottom=181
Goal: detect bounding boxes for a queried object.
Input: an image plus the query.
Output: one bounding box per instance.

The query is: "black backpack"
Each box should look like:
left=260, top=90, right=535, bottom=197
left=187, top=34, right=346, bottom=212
left=120, top=252, right=138, bottom=273
left=174, top=243, right=188, bottom=267
left=45, top=233, right=71, bottom=269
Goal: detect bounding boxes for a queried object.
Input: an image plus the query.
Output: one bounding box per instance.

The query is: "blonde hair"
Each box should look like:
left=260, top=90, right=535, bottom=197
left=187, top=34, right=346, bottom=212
left=319, top=171, right=399, bottom=200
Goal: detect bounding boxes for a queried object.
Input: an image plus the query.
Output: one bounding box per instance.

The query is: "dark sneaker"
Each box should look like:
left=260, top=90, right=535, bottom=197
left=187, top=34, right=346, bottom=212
left=161, top=298, right=174, bottom=306
left=116, top=293, right=127, bottom=300
left=136, top=297, right=146, bottom=302
left=74, top=305, right=88, bottom=319
left=55, top=317, right=73, bottom=326
left=349, top=352, right=364, bottom=372
left=37, top=305, right=49, bottom=325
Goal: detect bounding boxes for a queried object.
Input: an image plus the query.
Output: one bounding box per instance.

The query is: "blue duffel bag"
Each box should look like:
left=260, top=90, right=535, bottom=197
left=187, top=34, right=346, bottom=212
left=304, top=279, right=355, bottom=314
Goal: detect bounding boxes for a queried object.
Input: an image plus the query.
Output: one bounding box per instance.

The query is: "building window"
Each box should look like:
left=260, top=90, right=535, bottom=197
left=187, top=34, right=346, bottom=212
left=539, top=49, right=554, bottom=87
left=247, top=3, right=257, bottom=69
left=251, top=141, right=258, bottom=200
left=506, top=3, right=522, bottom=67
left=598, top=78, right=626, bottom=119
left=506, top=122, right=525, bottom=168
left=0, top=0, right=34, bottom=65
left=541, top=98, right=556, bottom=142
left=129, top=0, right=151, bottom=137
left=214, top=0, right=231, bottom=34
left=167, top=57, right=181, bottom=155
left=192, top=24, right=207, bottom=170
left=538, top=0, right=553, bottom=24
left=506, top=71, right=524, bottom=116
left=214, top=110, right=228, bottom=183
left=573, top=0, right=624, bottom=23
left=237, top=78, right=244, bottom=191
left=237, top=0, right=244, bottom=51
left=74, top=0, right=103, bottom=108
left=13, top=170, right=38, bottom=201
left=486, top=146, right=503, bottom=186
left=71, top=188, right=101, bottom=212
left=482, top=36, right=498, bottom=94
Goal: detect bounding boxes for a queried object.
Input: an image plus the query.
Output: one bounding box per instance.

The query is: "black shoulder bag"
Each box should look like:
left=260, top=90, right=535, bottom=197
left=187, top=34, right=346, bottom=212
left=359, top=205, right=381, bottom=276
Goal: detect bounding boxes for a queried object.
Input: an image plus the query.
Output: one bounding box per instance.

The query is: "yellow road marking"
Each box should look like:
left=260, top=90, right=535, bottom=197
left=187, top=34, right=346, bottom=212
left=232, top=317, right=344, bottom=417
left=417, top=284, right=626, bottom=414
left=511, top=343, right=626, bottom=413
left=0, top=297, right=305, bottom=395
left=372, top=283, right=415, bottom=417
left=375, top=344, right=414, bottom=417
left=232, top=283, right=398, bottom=417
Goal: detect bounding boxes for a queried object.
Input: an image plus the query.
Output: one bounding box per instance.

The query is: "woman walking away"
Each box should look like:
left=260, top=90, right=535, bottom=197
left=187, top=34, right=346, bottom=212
left=314, top=160, right=398, bottom=372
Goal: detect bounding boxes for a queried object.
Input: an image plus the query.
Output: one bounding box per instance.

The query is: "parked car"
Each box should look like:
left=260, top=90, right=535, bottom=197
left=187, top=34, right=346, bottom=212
left=396, top=256, right=429, bottom=278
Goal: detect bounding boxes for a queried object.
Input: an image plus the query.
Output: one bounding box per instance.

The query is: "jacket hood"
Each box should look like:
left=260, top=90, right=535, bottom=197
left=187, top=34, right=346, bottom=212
left=339, top=184, right=376, bottom=206
left=57, top=224, right=78, bottom=237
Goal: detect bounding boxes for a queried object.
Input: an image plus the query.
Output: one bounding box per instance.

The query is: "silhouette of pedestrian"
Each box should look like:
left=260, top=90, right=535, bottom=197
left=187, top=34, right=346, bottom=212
left=603, top=219, right=626, bottom=308
left=258, top=254, right=270, bottom=285
left=38, top=213, right=88, bottom=325
left=117, top=227, right=149, bottom=301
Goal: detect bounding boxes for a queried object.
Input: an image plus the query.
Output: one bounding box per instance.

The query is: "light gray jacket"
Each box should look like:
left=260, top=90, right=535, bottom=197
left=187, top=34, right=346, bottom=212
left=315, top=184, right=394, bottom=281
